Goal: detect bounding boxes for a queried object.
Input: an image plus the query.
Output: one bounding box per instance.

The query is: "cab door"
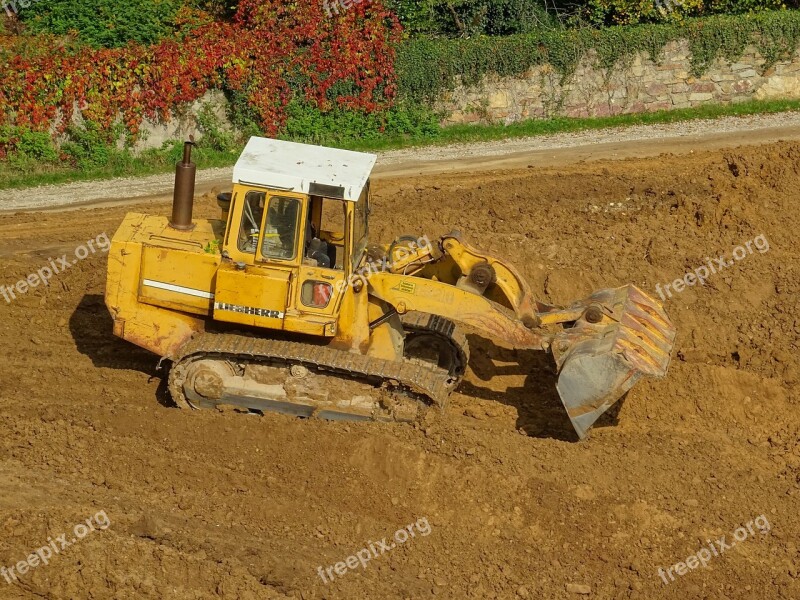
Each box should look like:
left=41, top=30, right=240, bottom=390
left=283, top=195, right=352, bottom=336
left=214, top=189, right=305, bottom=330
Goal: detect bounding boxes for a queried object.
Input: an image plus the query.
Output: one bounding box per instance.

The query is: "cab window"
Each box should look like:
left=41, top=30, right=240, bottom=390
left=237, top=192, right=301, bottom=261
left=305, top=196, right=346, bottom=270
left=238, top=191, right=265, bottom=254
left=262, top=197, right=301, bottom=260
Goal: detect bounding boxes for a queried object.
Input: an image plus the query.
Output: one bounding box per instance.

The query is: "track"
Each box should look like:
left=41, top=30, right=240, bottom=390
left=168, top=331, right=456, bottom=419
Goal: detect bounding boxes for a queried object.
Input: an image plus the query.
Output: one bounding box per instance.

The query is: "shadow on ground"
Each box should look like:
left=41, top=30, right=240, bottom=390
left=461, top=334, right=624, bottom=442
left=69, top=293, right=173, bottom=406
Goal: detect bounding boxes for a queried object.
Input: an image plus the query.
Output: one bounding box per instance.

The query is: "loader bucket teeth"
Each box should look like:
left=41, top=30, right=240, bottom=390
left=551, top=285, right=676, bottom=439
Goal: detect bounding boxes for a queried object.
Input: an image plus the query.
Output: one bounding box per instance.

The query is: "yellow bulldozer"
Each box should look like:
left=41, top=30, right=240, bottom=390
left=105, top=137, right=676, bottom=439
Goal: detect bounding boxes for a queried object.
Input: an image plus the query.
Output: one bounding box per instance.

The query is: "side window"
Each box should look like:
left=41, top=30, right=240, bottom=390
left=262, top=197, right=301, bottom=260
left=306, top=197, right=346, bottom=270
left=237, top=191, right=266, bottom=254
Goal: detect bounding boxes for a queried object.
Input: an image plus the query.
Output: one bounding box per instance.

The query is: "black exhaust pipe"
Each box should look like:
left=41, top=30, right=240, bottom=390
left=169, top=140, right=197, bottom=231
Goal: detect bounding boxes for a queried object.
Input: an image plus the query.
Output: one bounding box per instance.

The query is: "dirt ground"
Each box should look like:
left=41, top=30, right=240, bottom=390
left=0, top=140, right=798, bottom=599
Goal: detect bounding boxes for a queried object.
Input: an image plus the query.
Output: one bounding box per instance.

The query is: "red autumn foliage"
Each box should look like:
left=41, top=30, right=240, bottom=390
left=0, top=1, right=401, bottom=156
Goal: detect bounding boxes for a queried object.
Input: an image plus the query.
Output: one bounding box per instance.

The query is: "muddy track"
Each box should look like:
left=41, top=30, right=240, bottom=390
left=0, top=140, right=798, bottom=599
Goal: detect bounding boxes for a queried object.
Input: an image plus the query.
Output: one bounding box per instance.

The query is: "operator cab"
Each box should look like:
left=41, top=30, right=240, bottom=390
left=215, top=137, right=375, bottom=337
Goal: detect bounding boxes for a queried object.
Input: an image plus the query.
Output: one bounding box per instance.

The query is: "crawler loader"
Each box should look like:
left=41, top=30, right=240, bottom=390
left=105, top=137, right=676, bottom=438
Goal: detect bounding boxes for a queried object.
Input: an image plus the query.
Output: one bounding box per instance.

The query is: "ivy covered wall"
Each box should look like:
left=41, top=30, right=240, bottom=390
left=395, top=11, right=800, bottom=123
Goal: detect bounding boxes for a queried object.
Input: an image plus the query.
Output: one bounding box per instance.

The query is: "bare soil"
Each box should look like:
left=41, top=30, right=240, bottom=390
left=0, top=141, right=798, bottom=599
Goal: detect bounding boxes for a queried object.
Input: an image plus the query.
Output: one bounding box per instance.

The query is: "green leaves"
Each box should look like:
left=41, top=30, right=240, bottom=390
left=385, top=0, right=558, bottom=37
left=581, top=0, right=794, bottom=26
left=396, top=9, right=800, bottom=104
left=280, top=100, right=440, bottom=146
left=61, top=122, right=118, bottom=169
left=18, top=0, right=185, bottom=48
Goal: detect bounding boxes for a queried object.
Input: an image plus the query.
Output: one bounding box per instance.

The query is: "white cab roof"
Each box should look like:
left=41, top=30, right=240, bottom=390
left=232, top=137, right=377, bottom=202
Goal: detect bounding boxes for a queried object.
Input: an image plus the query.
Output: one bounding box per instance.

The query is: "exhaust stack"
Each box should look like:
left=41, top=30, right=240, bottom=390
left=169, top=140, right=197, bottom=231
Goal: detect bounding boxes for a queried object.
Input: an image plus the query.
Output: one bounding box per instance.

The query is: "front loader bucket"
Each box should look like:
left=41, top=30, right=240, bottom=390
left=551, top=285, right=676, bottom=439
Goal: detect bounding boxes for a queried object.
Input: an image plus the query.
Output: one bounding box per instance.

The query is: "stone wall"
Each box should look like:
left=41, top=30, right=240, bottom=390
left=133, top=90, right=231, bottom=152
left=437, top=40, right=800, bottom=125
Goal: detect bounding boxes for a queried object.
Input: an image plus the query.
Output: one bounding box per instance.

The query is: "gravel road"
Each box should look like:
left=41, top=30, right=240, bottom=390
left=5, top=110, right=800, bottom=212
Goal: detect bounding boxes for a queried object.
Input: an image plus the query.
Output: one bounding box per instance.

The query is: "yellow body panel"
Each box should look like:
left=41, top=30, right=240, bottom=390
left=368, top=272, right=545, bottom=349
left=214, top=263, right=291, bottom=329
left=283, top=265, right=347, bottom=336
left=106, top=214, right=219, bottom=358
left=139, top=245, right=219, bottom=316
